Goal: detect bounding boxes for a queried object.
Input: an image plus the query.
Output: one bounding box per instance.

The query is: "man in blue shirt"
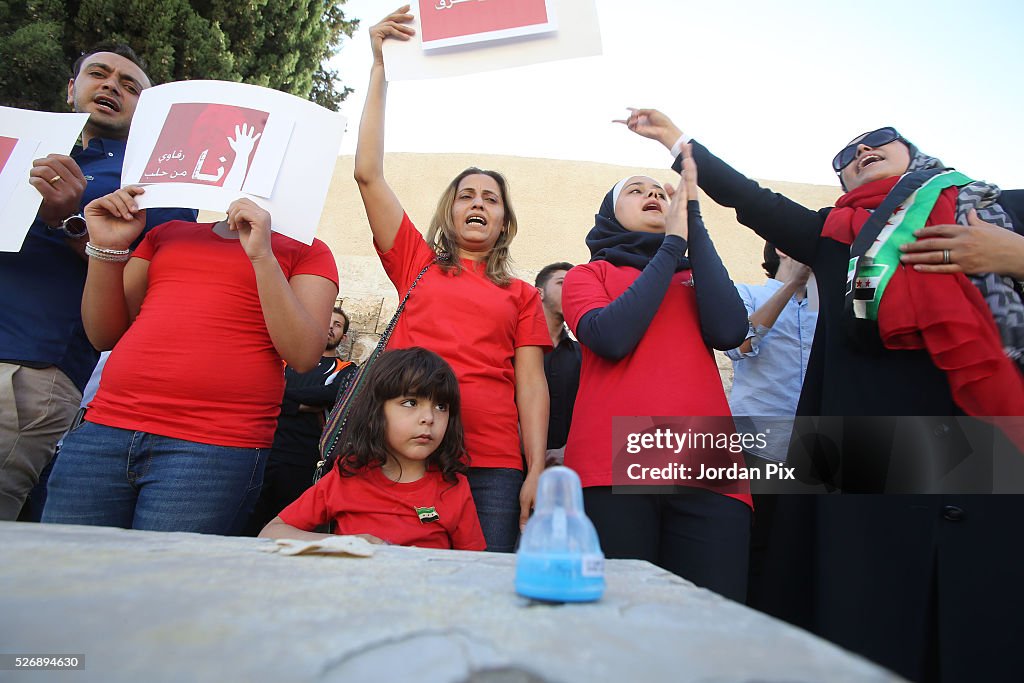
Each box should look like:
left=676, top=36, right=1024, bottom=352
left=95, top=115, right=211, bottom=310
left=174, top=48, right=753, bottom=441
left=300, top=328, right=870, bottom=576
left=0, top=44, right=197, bottom=519
left=726, top=242, right=818, bottom=464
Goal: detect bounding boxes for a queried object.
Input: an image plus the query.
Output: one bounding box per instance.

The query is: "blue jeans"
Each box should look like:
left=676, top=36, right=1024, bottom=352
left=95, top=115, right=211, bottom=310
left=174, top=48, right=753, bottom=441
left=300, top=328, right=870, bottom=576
left=467, top=467, right=524, bottom=553
left=42, top=422, right=267, bottom=535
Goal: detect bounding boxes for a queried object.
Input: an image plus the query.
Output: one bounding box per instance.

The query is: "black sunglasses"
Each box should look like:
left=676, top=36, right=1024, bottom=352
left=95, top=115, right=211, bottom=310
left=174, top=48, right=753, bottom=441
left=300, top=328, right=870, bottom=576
left=832, top=127, right=904, bottom=173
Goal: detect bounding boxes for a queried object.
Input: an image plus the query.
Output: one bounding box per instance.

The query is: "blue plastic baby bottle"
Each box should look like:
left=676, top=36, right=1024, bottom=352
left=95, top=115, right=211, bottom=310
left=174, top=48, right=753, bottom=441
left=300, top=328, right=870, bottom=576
left=515, top=466, right=605, bottom=602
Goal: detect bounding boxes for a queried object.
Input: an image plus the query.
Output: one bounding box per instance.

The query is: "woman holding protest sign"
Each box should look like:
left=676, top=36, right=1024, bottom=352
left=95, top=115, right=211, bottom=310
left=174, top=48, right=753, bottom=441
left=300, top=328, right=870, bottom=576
left=353, top=6, right=550, bottom=552
left=43, top=191, right=338, bottom=535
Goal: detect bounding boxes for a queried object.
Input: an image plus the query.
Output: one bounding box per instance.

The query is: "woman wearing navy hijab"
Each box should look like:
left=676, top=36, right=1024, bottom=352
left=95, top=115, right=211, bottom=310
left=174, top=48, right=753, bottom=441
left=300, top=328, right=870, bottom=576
left=562, top=147, right=751, bottom=601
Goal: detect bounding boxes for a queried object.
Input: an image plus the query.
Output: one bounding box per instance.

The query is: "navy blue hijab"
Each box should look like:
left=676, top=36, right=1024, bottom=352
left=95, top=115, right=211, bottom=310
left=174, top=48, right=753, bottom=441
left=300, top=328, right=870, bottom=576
left=585, top=181, right=690, bottom=272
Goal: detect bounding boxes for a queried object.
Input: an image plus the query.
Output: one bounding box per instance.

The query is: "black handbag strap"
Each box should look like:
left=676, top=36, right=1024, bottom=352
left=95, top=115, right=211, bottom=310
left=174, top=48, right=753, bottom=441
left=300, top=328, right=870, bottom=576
left=314, top=259, right=434, bottom=481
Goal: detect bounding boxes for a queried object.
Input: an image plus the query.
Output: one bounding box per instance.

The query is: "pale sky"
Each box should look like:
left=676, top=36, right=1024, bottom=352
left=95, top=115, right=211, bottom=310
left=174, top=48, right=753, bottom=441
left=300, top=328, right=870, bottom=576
left=331, top=0, right=1024, bottom=190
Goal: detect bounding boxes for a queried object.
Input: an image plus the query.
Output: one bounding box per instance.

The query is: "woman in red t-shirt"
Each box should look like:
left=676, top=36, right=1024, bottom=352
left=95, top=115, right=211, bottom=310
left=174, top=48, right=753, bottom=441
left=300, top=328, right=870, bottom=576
left=352, top=7, right=550, bottom=552
left=42, top=189, right=338, bottom=534
left=562, top=148, right=752, bottom=601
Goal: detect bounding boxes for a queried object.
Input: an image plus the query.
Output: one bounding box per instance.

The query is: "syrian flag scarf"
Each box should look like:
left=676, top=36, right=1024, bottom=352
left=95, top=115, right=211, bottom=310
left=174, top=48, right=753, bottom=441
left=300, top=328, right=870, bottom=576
left=823, top=166, right=1024, bottom=421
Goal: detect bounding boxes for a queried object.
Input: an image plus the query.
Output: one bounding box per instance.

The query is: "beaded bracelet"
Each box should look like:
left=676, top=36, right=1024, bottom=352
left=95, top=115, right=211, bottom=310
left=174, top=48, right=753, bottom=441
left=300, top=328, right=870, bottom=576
left=85, top=242, right=131, bottom=263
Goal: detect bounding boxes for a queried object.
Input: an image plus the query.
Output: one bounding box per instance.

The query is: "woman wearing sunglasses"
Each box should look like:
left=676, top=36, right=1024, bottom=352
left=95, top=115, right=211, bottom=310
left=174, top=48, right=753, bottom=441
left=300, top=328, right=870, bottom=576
left=615, top=108, right=1024, bottom=683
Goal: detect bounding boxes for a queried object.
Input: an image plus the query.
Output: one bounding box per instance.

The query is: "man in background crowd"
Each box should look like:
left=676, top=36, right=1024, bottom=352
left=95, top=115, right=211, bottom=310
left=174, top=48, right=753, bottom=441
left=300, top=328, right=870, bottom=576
left=535, top=262, right=581, bottom=467
left=0, top=44, right=197, bottom=519
left=244, top=306, right=358, bottom=534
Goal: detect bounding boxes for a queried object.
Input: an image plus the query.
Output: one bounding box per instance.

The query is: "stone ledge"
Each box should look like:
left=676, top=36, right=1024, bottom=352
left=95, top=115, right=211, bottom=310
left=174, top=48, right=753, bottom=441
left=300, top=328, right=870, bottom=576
left=0, top=522, right=901, bottom=683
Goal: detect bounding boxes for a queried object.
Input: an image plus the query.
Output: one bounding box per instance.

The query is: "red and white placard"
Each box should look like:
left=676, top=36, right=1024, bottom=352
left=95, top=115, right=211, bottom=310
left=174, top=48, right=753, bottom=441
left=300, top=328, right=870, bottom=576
left=419, top=0, right=556, bottom=50
left=385, top=0, right=601, bottom=81
left=0, top=107, right=88, bottom=252
left=123, top=80, right=346, bottom=244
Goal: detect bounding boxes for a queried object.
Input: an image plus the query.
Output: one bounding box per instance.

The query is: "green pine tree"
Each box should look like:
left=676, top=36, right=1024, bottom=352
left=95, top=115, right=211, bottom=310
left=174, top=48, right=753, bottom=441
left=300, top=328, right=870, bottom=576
left=0, top=0, right=72, bottom=111
left=0, top=0, right=357, bottom=112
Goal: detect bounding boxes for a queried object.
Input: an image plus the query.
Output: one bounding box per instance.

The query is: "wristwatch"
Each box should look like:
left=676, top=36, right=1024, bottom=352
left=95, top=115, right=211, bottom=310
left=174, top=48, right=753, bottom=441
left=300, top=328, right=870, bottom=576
left=57, top=214, right=88, bottom=239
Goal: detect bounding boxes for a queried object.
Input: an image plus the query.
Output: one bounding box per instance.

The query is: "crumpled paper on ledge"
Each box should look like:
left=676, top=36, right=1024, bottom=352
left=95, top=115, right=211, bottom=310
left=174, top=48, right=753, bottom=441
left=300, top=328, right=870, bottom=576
left=261, top=535, right=376, bottom=557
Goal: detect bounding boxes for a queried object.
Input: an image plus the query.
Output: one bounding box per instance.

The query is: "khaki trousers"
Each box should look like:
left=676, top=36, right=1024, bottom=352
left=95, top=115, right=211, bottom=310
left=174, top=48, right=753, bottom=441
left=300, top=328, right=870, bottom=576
left=0, top=363, right=81, bottom=520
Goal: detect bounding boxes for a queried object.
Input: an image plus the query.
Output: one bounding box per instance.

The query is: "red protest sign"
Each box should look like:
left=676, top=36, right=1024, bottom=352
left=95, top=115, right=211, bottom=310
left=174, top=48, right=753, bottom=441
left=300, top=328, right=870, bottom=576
left=140, top=103, right=268, bottom=190
left=419, top=0, right=554, bottom=49
left=0, top=136, right=17, bottom=174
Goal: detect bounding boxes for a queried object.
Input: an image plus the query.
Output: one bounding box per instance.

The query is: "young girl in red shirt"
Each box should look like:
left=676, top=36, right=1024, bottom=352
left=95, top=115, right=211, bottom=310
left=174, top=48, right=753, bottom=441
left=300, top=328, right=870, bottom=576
left=260, top=347, right=486, bottom=550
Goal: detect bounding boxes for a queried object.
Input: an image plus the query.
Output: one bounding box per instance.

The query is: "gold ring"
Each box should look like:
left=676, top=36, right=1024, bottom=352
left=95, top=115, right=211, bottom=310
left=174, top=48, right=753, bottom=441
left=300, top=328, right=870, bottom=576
left=48, top=175, right=62, bottom=185
left=943, top=249, right=951, bottom=265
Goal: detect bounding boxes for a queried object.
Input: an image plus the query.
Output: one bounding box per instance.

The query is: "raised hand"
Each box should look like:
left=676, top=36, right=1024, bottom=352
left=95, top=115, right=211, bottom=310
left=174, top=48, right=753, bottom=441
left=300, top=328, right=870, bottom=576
left=370, top=5, right=416, bottom=66
left=680, top=142, right=698, bottom=199
left=613, top=107, right=684, bottom=151
left=663, top=179, right=688, bottom=240
left=224, top=123, right=262, bottom=191
left=83, top=186, right=147, bottom=250
left=664, top=143, right=699, bottom=240
left=226, top=198, right=273, bottom=263
left=30, top=154, right=88, bottom=227
left=228, top=123, right=261, bottom=159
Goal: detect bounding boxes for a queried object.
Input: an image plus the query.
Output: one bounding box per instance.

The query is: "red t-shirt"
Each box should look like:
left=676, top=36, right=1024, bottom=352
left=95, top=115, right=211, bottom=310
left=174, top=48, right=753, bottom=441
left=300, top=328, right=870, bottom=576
left=279, top=466, right=486, bottom=550
left=562, top=260, right=751, bottom=507
left=376, top=214, right=550, bottom=469
left=87, top=221, right=339, bottom=448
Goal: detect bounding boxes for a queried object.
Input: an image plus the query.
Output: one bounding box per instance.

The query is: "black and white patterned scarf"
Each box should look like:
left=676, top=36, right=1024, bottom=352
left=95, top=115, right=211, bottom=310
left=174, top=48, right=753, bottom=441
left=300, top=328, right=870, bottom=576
left=904, top=145, right=1024, bottom=368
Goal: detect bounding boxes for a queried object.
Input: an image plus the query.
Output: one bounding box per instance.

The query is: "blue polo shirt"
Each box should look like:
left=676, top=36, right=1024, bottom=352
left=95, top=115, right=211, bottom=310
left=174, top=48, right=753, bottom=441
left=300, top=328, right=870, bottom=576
left=726, top=279, right=818, bottom=461
left=0, top=137, right=197, bottom=391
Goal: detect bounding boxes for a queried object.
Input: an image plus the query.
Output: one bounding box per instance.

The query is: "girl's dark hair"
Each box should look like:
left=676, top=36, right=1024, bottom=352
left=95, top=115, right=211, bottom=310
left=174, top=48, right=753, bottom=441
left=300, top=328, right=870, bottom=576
left=337, top=347, right=468, bottom=483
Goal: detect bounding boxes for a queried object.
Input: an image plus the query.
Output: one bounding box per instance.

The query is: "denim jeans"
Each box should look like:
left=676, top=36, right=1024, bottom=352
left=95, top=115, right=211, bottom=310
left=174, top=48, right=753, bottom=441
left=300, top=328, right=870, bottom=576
left=42, top=422, right=267, bottom=535
left=467, top=467, right=524, bottom=553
